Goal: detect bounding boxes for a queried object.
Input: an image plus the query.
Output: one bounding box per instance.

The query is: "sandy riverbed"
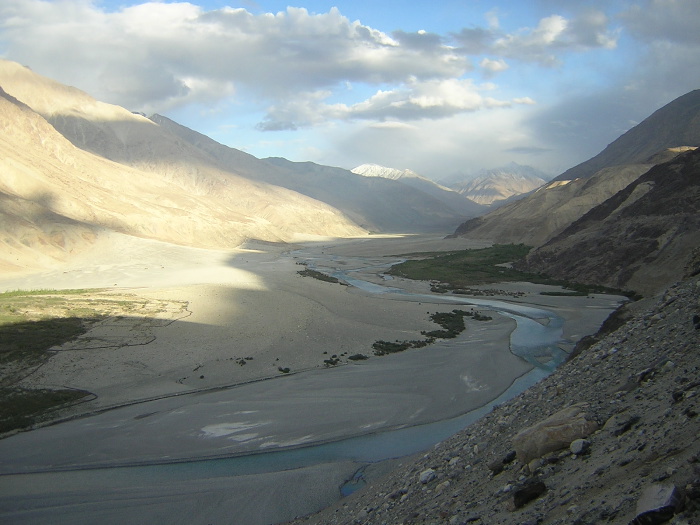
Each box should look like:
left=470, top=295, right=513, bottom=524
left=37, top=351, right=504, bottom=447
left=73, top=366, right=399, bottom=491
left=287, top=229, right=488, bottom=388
left=0, top=232, right=626, bottom=525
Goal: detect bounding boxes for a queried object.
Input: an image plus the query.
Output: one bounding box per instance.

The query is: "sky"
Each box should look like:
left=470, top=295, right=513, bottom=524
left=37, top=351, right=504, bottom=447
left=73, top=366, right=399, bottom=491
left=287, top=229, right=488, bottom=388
left=1, top=1, right=699, bottom=181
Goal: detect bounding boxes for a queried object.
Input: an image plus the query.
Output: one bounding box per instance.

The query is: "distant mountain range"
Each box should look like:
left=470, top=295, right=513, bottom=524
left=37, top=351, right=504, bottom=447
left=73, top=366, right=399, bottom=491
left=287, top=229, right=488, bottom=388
left=446, top=163, right=549, bottom=206
left=451, top=89, right=700, bottom=295
left=351, top=162, right=546, bottom=208
left=351, top=164, right=485, bottom=218
left=0, top=59, right=485, bottom=271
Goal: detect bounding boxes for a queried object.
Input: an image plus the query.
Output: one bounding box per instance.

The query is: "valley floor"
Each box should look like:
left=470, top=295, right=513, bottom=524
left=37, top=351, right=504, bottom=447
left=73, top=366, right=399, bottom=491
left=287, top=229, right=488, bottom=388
left=0, top=233, right=626, bottom=524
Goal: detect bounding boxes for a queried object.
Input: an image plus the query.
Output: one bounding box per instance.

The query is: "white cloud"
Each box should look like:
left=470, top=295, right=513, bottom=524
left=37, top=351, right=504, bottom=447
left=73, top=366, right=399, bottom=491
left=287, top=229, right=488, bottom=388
left=258, top=78, right=514, bottom=129
left=492, top=12, right=619, bottom=65
left=0, top=2, right=468, bottom=112
left=480, top=57, right=509, bottom=76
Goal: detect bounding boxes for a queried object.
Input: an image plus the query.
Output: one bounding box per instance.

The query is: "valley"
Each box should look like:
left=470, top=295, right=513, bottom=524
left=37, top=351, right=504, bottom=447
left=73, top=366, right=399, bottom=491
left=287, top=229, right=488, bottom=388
left=0, top=234, right=625, bottom=524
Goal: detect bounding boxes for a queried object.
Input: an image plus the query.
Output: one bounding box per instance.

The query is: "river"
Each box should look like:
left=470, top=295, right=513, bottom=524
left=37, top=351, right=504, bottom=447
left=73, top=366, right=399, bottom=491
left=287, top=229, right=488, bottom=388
left=0, top=242, right=623, bottom=525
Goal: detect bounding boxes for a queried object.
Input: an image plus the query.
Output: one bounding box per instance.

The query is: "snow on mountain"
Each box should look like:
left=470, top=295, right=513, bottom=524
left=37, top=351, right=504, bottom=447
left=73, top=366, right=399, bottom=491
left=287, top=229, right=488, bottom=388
left=351, top=164, right=487, bottom=218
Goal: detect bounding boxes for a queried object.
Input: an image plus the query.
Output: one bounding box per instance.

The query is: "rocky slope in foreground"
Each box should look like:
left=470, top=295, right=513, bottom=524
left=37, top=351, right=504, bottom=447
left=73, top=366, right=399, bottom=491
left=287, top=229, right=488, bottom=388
left=294, top=274, right=700, bottom=524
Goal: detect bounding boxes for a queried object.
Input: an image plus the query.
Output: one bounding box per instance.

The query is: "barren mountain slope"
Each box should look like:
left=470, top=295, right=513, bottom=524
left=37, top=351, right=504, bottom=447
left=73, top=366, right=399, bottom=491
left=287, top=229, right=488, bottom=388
left=150, top=115, right=480, bottom=233
left=450, top=164, right=548, bottom=206
left=263, top=157, right=473, bottom=233
left=0, top=81, right=364, bottom=272
left=519, top=147, right=700, bottom=296
left=350, top=164, right=486, bottom=217
left=450, top=163, right=652, bottom=246
left=554, top=89, right=700, bottom=182
left=451, top=90, right=700, bottom=248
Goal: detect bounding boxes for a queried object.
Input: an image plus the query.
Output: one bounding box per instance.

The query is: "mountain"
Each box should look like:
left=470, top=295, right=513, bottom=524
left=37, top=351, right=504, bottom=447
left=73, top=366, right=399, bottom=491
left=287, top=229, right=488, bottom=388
left=451, top=90, right=700, bottom=251
left=146, top=115, right=480, bottom=233
left=518, top=147, right=700, bottom=296
left=264, top=158, right=474, bottom=232
left=450, top=162, right=654, bottom=247
left=351, top=164, right=487, bottom=218
left=0, top=60, right=365, bottom=272
left=553, top=89, right=700, bottom=182
left=448, top=163, right=549, bottom=206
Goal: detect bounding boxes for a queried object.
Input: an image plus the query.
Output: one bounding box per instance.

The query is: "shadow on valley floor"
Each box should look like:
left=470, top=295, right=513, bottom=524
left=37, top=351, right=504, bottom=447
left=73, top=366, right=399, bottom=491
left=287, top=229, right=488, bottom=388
left=0, top=315, right=99, bottom=434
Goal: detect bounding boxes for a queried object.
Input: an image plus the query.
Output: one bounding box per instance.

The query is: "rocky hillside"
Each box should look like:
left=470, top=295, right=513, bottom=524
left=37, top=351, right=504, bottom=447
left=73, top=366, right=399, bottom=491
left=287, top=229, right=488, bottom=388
left=449, top=163, right=548, bottom=206
left=294, top=273, right=700, bottom=525
left=451, top=90, right=700, bottom=257
left=554, top=89, right=700, bottom=182
left=519, top=148, right=700, bottom=297
left=450, top=162, right=653, bottom=247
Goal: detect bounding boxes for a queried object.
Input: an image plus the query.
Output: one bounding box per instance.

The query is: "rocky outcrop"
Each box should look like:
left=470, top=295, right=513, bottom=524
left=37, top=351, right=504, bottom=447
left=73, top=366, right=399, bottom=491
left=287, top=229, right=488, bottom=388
left=293, top=275, right=700, bottom=524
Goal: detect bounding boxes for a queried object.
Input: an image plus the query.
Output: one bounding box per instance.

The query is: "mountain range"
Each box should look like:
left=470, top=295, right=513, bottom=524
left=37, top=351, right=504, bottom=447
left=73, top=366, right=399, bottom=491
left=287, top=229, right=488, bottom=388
left=0, top=59, right=485, bottom=271
left=446, top=163, right=549, bottom=206
left=2, top=57, right=698, bottom=297
left=451, top=89, right=700, bottom=295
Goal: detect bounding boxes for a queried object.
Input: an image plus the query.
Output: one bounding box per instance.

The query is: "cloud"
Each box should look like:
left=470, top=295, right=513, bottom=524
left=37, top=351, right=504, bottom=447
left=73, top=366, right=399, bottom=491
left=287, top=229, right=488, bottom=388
left=492, top=11, right=618, bottom=65
left=0, top=2, right=467, bottom=112
left=258, top=78, right=515, bottom=129
left=621, top=0, right=700, bottom=45
left=480, top=57, right=509, bottom=76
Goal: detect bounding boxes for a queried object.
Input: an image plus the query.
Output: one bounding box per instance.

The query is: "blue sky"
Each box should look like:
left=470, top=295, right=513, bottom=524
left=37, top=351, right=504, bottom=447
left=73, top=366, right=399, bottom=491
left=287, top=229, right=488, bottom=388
left=1, top=0, right=699, bottom=180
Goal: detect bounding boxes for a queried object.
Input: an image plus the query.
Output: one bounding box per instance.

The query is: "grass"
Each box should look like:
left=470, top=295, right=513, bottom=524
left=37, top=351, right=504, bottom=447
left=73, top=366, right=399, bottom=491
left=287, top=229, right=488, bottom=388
left=388, top=244, right=540, bottom=287
left=388, top=244, right=629, bottom=296
left=297, top=268, right=346, bottom=285
left=0, top=289, right=180, bottom=435
left=0, top=387, right=89, bottom=435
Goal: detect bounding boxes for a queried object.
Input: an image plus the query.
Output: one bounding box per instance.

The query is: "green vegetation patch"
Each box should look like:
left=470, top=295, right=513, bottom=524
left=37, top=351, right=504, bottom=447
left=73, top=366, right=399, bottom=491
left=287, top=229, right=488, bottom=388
left=0, top=387, right=89, bottom=435
left=388, top=244, right=538, bottom=287
left=297, top=268, right=346, bottom=285
left=423, top=309, right=492, bottom=339
left=372, top=339, right=433, bottom=356
left=388, top=244, right=631, bottom=296
left=0, top=289, right=181, bottom=435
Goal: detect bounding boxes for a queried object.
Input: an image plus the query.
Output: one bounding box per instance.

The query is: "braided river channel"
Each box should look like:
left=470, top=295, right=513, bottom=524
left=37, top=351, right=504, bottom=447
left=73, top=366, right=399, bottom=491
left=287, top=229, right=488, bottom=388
left=0, top=242, right=625, bottom=525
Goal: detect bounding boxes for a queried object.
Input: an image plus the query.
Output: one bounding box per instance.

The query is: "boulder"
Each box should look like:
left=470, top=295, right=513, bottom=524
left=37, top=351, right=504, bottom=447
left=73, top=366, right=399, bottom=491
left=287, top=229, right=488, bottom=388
left=512, top=480, right=547, bottom=509
left=419, top=468, right=436, bottom=484
left=630, top=484, right=682, bottom=524
left=570, top=438, right=591, bottom=455
left=512, top=404, right=599, bottom=463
